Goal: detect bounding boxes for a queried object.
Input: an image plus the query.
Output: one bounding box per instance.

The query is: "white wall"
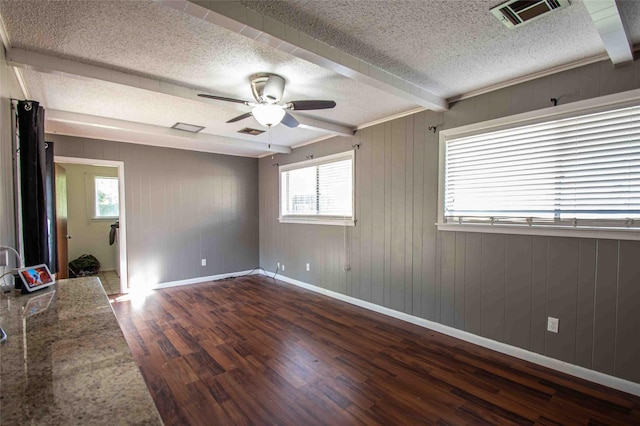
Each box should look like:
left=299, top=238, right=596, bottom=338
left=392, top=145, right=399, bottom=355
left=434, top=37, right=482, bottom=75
left=61, top=163, right=118, bottom=271
left=0, top=46, right=24, bottom=276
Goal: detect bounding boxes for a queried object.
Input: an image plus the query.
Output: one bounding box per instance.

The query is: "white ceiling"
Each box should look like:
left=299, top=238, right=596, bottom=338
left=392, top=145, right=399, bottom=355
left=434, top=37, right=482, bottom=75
left=0, top=0, right=638, bottom=158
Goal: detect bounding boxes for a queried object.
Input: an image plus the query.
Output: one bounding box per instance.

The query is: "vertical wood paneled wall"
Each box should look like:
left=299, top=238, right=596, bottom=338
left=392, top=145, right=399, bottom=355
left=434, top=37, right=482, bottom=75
left=259, top=59, right=640, bottom=384
left=50, top=135, right=259, bottom=286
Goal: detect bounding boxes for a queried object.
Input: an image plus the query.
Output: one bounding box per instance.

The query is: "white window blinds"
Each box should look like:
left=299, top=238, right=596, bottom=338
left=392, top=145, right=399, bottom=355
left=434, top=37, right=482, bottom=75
left=445, top=104, right=640, bottom=227
left=280, top=151, right=354, bottom=222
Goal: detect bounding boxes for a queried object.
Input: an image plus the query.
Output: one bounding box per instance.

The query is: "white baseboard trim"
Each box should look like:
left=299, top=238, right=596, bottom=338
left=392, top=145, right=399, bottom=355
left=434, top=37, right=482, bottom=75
left=259, top=270, right=640, bottom=397
left=153, top=269, right=257, bottom=289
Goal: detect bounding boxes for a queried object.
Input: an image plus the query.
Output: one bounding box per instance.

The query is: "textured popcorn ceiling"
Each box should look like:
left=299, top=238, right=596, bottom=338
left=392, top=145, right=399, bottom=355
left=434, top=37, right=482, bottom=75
left=618, top=0, right=640, bottom=42
left=241, top=0, right=639, bottom=98
left=22, top=70, right=324, bottom=148
left=1, top=0, right=266, bottom=93
left=0, top=0, right=415, bottom=126
left=0, top=0, right=417, bottom=154
left=1, top=0, right=638, bottom=156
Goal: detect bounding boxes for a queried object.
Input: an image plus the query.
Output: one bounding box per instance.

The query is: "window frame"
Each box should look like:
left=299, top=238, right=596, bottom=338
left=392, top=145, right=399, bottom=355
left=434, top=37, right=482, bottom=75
left=93, top=175, right=120, bottom=220
left=279, top=150, right=355, bottom=226
left=438, top=87, right=640, bottom=241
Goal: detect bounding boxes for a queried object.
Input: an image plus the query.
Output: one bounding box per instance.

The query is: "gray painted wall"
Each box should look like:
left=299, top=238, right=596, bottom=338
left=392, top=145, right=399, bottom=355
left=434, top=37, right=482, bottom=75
left=50, top=135, right=259, bottom=286
left=259, top=58, right=640, bottom=384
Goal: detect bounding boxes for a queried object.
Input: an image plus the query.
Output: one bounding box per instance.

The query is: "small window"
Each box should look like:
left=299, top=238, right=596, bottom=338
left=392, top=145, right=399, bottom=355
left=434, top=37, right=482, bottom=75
left=280, top=151, right=354, bottom=226
left=94, top=176, right=119, bottom=219
left=442, top=103, right=640, bottom=229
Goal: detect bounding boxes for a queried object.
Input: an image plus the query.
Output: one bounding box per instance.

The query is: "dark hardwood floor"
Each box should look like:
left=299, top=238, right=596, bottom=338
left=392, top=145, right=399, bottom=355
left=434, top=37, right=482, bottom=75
left=111, top=275, right=640, bottom=425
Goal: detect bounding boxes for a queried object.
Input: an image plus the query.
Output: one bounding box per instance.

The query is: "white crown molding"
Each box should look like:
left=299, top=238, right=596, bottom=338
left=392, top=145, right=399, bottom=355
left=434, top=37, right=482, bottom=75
left=447, top=53, right=611, bottom=103
left=289, top=134, right=337, bottom=150
left=356, top=106, right=427, bottom=131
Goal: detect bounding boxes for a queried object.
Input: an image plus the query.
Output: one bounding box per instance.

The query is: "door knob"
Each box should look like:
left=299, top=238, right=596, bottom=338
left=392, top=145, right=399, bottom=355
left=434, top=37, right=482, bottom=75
left=66, top=235, right=72, bottom=239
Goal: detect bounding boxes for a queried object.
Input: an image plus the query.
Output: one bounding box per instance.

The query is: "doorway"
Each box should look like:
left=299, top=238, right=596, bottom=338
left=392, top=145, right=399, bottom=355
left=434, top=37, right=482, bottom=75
left=54, top=156, right=128, bottom=294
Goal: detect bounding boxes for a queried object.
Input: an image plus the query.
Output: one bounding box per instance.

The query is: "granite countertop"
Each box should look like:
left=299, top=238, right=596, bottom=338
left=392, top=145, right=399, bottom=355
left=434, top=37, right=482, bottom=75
left=0, top=277, right=162, bottom=425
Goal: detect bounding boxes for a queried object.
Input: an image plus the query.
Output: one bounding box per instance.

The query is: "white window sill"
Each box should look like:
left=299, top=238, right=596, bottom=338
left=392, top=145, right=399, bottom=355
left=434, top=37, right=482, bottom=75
left=436, top=222, right=640, bottom=241
left=92, top=216, right=119, bottom=221
left=279, top=217, right=355, bottom=227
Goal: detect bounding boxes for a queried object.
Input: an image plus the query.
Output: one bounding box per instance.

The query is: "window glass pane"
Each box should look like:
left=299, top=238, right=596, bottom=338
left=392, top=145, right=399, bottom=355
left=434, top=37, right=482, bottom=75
left=282, top=166, right=317, bottom=215
left=280, top=152, right=354, bottom=221
left=444, top=104, right=640, bottom=225
left=95, top=177, right=119, bottom=217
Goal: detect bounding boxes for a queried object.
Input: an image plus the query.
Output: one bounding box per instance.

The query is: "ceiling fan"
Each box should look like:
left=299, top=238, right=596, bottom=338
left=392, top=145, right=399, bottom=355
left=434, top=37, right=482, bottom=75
left=198, top=73, right=336, bottom=128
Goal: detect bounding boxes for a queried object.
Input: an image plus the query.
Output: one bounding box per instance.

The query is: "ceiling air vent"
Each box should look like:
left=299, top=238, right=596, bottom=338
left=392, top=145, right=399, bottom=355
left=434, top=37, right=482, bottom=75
left=238, top=127, right=265, bottom=136
left=491, top=0, right=569, bottom=28
left=171, top=122, right=204, bottom=133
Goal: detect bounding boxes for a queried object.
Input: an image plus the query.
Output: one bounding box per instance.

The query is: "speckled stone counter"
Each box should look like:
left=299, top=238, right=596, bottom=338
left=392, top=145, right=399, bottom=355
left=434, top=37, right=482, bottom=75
left=0, top=277, right=162, bottom=425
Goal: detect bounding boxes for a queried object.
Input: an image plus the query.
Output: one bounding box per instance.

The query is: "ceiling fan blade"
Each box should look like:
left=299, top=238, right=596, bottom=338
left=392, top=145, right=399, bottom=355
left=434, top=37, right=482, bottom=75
left=198, top=94, right=250, bottom=105
left=288, top=100, right=336, bottom=110
left=281, top=112, right=299, bottom=128
left=226, top=112, right=253, bottom=123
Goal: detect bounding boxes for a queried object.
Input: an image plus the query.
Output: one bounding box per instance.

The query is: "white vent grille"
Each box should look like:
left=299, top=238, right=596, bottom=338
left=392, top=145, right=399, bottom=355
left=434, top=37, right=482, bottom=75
left=491, top=0, right=569, bottom=28
left=237, top=127, right=265, bottom=136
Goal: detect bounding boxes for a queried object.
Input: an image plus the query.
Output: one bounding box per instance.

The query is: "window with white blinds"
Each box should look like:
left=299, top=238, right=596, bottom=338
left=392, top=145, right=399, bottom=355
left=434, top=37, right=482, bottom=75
left=444, top=103, right=640, bottom=228
left=280, top=151, right=354, bottom=225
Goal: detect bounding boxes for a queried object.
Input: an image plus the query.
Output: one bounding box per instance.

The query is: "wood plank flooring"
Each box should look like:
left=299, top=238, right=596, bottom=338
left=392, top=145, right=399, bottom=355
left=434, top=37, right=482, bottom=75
left=111, top=275, right=640, bottom=425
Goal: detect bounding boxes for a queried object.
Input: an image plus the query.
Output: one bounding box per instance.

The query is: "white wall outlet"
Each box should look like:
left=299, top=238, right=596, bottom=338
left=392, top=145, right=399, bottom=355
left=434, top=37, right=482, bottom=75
left=306, top=263, right=310, bottom=271
left=277, top=262, right=280, bottom=269
left=281, top=264, right=285, bottom=271
left=0, top=249, right=8, bottom=267
left=547, top=316, right=559, bottom=333
left=201, top=259, right=206, bottom=266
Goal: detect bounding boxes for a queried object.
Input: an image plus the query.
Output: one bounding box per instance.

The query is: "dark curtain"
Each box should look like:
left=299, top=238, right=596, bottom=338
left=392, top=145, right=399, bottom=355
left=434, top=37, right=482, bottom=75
left=17, top=100, right=54, bottom=270
left=45, top=141, right=57, bottom=273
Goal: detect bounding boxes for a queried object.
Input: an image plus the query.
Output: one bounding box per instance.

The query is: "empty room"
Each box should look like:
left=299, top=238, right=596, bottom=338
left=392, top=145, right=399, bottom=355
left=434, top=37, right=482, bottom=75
left=1, top=0, right=640, bottom=424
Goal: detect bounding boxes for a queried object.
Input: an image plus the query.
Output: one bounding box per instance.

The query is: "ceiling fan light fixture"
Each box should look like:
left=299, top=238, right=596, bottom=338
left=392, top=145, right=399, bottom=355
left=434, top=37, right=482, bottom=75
left=252, top=104, right=285, bottom=127
left=198, top=72, right=336, bottom=129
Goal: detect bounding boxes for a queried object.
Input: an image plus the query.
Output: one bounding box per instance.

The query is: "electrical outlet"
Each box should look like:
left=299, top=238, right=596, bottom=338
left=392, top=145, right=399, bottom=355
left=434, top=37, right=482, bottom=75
left=306, top=263, right=310, bottom=271
left=547, top=317, right=559, bottom=333
left=0, top=250, right=8, bottom=267
left=277, top=262, right=280, bottom=270
left=201, top=259, right=206, bottom=266
left=281, top=264, right=285, bottom=271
